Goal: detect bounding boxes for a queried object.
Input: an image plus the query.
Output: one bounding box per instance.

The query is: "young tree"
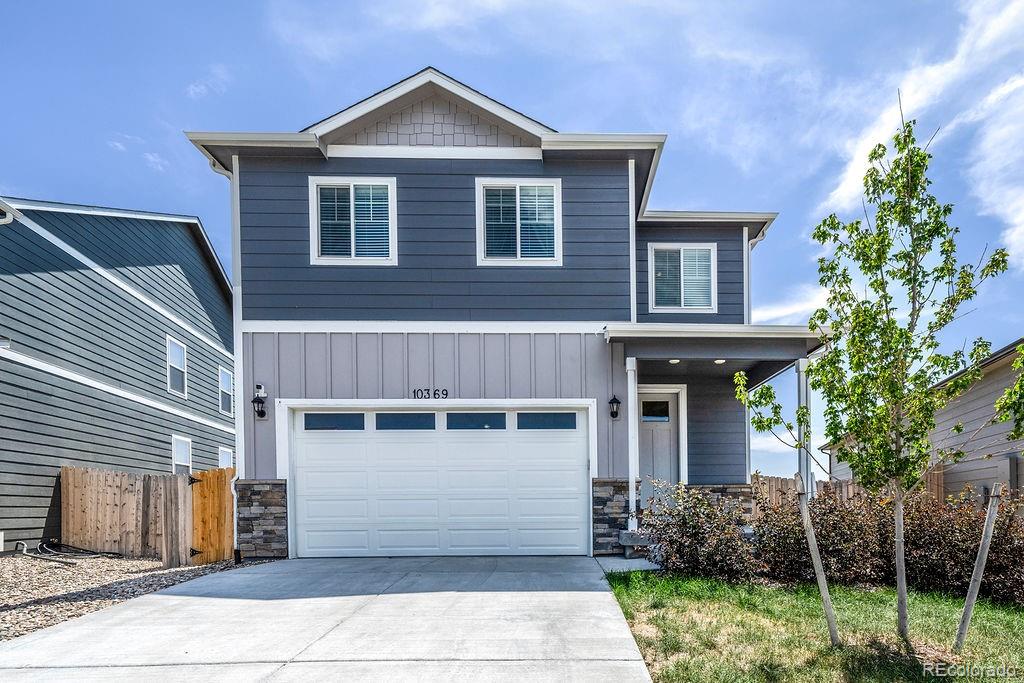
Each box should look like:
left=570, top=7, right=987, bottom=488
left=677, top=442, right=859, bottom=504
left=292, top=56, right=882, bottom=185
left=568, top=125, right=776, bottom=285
left=739, top=117, right=1021, bottom=646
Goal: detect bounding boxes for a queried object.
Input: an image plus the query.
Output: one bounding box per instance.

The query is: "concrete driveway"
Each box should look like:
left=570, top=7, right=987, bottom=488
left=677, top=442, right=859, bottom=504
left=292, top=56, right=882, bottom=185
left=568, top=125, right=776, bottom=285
left=0, top=556, right=649, bottom=681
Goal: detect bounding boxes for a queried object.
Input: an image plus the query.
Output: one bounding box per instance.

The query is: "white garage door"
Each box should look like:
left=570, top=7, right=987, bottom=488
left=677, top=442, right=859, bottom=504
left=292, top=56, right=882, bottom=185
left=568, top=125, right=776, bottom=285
left=290, top=408, right=590, bottom=557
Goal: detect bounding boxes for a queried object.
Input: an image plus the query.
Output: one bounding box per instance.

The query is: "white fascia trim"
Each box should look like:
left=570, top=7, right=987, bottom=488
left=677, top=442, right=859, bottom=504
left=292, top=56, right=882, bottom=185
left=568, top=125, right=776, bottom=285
left=274, top=396, right=599, bottom=557
left=646, top=242, right=718, bottom=315
left=0, top=346, right=234, bottom=434
left=628, top=159, right=637, bottom=323
left=540, top=133, right=666, bottom=150
left=9, top=208, right=233, bottom=360
left=641, top=210, right=778, bottom=223
left=604, top=323, right=822, bottom=341
left=239, top=320, right=611, bottom=334
left=304, top=68, right=555, bottom=139
left=327, top=145, right=542, bottom=160
left=308, top=176, right=399, bottom=266
left=185, top=131, right=322, bottom=148
left=474, top=177, right=563, bottom=267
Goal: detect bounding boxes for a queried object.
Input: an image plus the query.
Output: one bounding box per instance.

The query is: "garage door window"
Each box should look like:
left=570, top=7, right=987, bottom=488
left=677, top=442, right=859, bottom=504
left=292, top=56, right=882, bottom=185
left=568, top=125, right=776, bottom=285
left=304, top=413, right=365, bottom=431
left=516, top=412, right=577, bottom=430
left=446, top=412, right=507, bottom=430
left=376, top=412, right=436, bottom=430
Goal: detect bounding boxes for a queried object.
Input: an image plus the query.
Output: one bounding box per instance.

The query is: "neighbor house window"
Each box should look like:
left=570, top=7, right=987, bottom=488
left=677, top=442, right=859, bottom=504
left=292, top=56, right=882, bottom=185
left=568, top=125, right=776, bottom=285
left=171, top=435, right=192, bottom=474
left=218, top=447, right=234, bottom=469
left=308, top=176, right=398, bottom=265
left=475, top=178, right=562, bottom=266
left=218, top=367, right=233, bottom=416
left=166, top=336, right=187, bottom=397
left=648, top=243, right=717, bottom=313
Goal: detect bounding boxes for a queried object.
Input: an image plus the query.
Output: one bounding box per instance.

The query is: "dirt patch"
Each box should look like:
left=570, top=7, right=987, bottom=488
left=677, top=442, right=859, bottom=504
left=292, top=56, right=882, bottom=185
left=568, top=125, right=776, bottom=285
left=0, top=554, right=271, bottom=640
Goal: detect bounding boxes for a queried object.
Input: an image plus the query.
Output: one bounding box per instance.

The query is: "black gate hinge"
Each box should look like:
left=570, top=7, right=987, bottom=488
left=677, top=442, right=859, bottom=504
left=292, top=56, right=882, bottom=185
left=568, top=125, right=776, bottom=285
left=190, top=547, right=203, bottom=557
left=188, top=475, right=200, bottom=486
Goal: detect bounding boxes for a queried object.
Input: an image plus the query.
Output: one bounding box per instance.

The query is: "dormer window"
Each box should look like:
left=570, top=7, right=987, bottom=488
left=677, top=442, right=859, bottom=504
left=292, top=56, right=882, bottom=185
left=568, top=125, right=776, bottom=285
left=475, top=178, right=562, bottom=266
left=648, top=242, right=717, bottom=313
left=309, top=176, right=397, bottom=266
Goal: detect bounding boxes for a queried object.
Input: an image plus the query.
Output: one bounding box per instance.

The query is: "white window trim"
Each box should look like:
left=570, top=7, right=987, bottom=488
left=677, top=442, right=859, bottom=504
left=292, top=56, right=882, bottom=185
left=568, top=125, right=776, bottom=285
left=218, top=366, right=234, bottom=417
left=647, top=242, right=718, bottom=314
left=218, top=446, right=234, bottom=469
left=166, top=335, right=188, bottom=399
left=171, top=435, right=192, bottom=473
left=475, top=177, right=563, bottom=267
left=308, top=176, right=398, bottom=266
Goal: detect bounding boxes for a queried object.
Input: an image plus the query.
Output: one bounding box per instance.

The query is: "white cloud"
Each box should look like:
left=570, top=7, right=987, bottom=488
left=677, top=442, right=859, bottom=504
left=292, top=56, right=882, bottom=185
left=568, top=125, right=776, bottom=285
left=186, top=64, right=231, bottom=99
left=818, top=0, right=1024, bottom=215
left=106, top=132, right=144, bottom=152
left=752, top=284, right=828, bottom=325
left=143, top=152, right=168, bottom=172
left=107, top=140, right=126, bottom=152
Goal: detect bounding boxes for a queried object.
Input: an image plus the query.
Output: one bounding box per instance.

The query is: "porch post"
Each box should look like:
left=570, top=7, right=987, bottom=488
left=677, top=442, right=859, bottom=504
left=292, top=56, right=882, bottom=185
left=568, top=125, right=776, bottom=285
left=796, top=358, right=813, bottom=497
left=626, top=356, right=639, bottom=530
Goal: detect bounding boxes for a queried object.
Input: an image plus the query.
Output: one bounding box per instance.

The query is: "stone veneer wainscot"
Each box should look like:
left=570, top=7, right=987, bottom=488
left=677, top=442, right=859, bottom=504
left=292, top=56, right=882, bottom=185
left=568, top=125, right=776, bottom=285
left=236, top=480, right=288, bottom=559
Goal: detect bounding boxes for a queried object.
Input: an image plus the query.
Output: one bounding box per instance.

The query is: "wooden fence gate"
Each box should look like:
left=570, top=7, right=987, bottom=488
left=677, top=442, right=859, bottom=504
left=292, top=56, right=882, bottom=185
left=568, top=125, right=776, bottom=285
left=60, top=466, right=235, bottom=567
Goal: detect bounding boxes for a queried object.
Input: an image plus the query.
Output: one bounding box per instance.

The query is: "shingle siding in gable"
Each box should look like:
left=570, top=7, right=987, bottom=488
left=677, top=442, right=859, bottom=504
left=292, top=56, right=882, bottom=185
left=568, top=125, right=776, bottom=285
left=238, top=156, right=631, bottom=321
left=636, top=224, right=746, bottom=324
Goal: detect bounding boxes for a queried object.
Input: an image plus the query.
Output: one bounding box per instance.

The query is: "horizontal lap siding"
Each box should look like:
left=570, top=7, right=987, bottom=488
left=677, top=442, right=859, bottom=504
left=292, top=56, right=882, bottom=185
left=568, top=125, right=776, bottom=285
left=23, top=210, right=232, bottom=349
left=636, top=224, right=746, bottom=324
left=238, top=156, right=630, bottom=320
left=0, top=359, right=232, bottom=550
left=1, top=219, right=231, bottom=423
left=242, top=331, right=628, bottom=480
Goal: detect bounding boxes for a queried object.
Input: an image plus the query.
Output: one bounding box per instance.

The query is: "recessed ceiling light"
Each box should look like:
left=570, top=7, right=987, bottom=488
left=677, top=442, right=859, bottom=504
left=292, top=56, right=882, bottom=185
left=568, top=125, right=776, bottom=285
left=714, top=359, right=726, bottom=365
left=668, top=359, right=681, bottom=365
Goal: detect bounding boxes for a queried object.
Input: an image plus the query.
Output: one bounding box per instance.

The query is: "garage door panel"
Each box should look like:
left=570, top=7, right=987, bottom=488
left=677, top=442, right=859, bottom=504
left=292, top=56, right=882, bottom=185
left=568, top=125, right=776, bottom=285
left=292, top=408, right=589, bottom=557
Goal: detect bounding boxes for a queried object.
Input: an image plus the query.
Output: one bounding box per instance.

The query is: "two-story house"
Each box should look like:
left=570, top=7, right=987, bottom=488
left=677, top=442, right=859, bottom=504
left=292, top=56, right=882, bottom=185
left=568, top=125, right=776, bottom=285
left=0, top=197, right=234, bottom=551
left=189, top=67, right=819, bottom=559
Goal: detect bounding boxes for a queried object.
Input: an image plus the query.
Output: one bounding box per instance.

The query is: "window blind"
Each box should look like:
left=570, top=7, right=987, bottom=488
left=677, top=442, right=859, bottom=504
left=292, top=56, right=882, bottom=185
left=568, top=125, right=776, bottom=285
left=518, top=185, right=555, bottom=258
left=682, top=248, right=713, bottom=308
left=318, top=186, right=352, bottom=257
left=653, top=249, right=682, bottom=307
left=353, top=185, right=390, bottom=258
left=484, top=187, right=517, bottom=257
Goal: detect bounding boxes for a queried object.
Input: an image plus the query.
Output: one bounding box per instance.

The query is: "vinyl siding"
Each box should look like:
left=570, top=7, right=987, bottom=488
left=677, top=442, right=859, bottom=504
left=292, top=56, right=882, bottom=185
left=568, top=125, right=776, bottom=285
left=1, top=217, right=231, bottom=423
left=0, top=359, right=232, bottom=551
left=238, top=156, right=630, bottom=320
left=636, top=224, right=746, bottom=324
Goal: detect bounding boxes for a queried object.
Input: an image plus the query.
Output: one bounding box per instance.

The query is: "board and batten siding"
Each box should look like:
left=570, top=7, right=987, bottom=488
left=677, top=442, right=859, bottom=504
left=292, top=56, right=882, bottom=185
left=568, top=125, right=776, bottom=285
left=242, top=331, right=750, bottom=486
left=237, top=156, right=631, bottom=321
left=635, top=224, right=746, bottom=324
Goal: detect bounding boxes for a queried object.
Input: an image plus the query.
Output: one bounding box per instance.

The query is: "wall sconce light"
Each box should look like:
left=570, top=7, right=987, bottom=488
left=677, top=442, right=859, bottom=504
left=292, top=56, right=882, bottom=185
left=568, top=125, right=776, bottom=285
left=252, top=384, right=268, bottom=419
left=608, top=395, right=621, bottom=419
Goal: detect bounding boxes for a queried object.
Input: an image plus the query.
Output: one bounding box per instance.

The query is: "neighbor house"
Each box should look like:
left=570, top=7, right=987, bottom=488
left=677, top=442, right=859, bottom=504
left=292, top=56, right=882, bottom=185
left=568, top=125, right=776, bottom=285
left=0, top=198, right=234, bottom=551
left=188, top=67, right=820, bottom=559
left=830, top=337, right=1023, bottom=498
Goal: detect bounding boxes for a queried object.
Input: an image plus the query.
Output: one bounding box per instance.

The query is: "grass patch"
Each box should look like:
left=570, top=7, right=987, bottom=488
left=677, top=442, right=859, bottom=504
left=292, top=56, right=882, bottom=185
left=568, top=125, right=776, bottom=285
left=608, top=571, right=1023, bottom=682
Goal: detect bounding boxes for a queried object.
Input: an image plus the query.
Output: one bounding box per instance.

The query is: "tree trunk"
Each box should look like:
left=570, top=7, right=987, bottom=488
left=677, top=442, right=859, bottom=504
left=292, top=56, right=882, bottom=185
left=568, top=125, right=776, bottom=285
left=894, top=486, right=910, bottom=643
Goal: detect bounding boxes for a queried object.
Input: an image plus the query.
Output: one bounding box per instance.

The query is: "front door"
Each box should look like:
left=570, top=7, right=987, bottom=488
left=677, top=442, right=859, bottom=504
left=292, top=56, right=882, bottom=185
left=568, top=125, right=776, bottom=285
left=638, top=392, right=680, bottom=505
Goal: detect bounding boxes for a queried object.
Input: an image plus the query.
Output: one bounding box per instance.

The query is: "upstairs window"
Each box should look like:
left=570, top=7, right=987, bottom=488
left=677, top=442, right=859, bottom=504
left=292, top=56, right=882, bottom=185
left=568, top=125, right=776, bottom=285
left=166, top=336, right=187, bottom=397
left=309, top=176, right=397, bottom=266
left=476, top=178, right=562, bottom=266
left=218, top=367, right=234, bottom=416
left=649, top=243, right=717, bottom=313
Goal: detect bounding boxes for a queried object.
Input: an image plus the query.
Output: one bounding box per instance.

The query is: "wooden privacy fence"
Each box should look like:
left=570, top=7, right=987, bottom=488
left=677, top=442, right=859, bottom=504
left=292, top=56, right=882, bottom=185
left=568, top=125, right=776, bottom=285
left=750, top=469, right=945, bottom=518
left=60, top=466, right=235, bottom=567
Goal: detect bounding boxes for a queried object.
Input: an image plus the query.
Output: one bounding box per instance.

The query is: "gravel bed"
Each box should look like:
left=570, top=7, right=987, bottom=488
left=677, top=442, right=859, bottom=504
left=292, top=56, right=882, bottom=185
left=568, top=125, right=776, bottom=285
left=0, top=554, right=268, bottom=641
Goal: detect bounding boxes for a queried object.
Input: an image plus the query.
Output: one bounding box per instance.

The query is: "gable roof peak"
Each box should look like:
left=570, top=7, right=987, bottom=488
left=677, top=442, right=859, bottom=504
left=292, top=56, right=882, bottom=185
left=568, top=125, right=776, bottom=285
left=302, top=66, right=556, bottom=143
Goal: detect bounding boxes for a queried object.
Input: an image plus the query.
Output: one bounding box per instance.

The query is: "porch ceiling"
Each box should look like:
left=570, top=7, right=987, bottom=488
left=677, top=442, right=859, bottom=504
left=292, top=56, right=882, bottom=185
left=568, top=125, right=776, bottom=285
left=638, top=358, right=792, bottom=386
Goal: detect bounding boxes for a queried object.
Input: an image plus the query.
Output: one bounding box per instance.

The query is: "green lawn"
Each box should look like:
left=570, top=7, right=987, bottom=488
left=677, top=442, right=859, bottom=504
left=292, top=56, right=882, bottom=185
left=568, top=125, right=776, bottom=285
left=607, top=571, right=1023, bottom=682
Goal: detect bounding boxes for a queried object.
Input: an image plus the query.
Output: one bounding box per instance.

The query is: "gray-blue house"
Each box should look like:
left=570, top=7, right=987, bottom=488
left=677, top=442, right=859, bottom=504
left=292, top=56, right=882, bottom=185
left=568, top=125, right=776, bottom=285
left=0, top=198, right=234, bottom=551
left=189, top=67, right=819, bottom=558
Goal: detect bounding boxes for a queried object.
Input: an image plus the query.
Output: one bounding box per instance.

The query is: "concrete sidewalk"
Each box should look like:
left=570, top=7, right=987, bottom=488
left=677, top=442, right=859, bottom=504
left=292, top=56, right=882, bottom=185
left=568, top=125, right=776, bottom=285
left=0, top=556, right=650, bottom=681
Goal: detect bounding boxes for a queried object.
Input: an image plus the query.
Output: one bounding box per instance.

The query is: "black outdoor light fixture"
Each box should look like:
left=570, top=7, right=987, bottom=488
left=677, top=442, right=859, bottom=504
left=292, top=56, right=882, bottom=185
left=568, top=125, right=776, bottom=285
left=608, top=395, right=621, bottom=419
left=252, top=384, right=268, bottom=419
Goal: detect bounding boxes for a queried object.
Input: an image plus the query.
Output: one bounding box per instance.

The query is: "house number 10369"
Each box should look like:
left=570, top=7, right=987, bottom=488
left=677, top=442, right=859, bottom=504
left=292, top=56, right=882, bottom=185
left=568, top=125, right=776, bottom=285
left=411, top=388, right=449, bottom=399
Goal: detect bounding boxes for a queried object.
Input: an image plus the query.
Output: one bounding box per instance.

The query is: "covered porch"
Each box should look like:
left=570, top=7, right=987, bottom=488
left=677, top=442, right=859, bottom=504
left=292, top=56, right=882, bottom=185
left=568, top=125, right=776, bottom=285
left=604, top=324, right=823, bottom=533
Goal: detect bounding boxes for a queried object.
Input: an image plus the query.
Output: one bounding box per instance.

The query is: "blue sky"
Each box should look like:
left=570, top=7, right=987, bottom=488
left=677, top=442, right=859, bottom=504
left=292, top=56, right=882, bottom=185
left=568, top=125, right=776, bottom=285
left=2, top=1, right=1022, bottom=477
